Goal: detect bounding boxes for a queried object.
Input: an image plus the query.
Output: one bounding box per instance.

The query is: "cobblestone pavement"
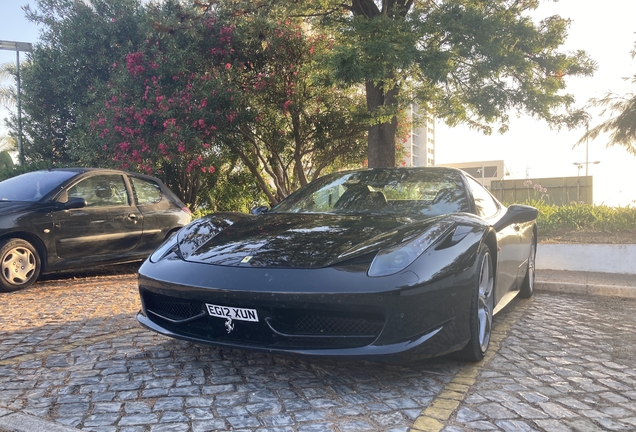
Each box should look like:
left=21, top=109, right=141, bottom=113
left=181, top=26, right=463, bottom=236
left=0, top=268, right=635, bottom=432
left=436, top=293, right=636, bottom=432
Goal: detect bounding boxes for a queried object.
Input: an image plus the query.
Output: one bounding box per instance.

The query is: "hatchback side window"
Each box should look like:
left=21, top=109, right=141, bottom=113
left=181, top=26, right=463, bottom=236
left=67, top=175, right=129, bottom=207
left=131, top=177, right=162, bottom=205
left=466, top=176, right=500, bottom=219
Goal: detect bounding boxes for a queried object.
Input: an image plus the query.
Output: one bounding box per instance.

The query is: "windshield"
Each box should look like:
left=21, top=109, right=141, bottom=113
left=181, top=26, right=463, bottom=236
left=271, top=168, right=470, bottom=217
left=0, top=170, right=78, bottom=202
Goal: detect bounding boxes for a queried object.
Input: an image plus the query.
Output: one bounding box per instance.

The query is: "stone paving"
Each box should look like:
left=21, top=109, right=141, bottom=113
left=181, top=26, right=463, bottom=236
left=0, top=269, right=635, bottom=432
left=436, top=293, right=636, bottom=432
left=0, top=270, right=461, bottom=432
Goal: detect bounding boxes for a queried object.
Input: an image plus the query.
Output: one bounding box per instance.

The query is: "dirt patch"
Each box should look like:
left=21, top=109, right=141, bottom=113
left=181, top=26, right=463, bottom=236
left=540, top=228, right=636, bottom=244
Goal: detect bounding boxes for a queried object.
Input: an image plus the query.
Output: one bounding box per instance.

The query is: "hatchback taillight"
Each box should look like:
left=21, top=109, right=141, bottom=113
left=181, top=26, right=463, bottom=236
left=181, top=206, right=192, bottom=215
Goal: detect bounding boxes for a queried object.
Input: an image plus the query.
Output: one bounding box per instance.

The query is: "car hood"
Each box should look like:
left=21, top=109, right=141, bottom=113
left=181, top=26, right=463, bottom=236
left=176, top=212, right=446, bottom=268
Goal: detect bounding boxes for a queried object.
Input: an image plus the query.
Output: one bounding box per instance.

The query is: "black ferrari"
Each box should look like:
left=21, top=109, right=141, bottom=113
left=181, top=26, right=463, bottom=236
left=0, top=168, right=191, bottom=292
left=137, top=167, right=537, bottom=361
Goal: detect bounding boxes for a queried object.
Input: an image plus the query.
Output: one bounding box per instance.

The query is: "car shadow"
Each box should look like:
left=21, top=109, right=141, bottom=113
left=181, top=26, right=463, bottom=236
left=38, top=262, right=142, bottom=282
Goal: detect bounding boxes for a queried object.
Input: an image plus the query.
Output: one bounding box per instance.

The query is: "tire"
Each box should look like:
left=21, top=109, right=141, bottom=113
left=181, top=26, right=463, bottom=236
left=519, top=233, right=536, bottom=299
left=0, top=239, right=42, bottom=292
left=454, top=244, right=494, bottom=362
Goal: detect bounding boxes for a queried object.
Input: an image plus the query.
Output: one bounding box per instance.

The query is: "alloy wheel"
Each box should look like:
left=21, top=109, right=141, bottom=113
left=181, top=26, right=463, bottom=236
left=477, top=252, right=494, bottom=353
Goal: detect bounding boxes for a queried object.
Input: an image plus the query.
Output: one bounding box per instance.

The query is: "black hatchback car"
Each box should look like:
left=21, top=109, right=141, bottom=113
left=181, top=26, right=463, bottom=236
left=0, top=168, right=191, bottom=292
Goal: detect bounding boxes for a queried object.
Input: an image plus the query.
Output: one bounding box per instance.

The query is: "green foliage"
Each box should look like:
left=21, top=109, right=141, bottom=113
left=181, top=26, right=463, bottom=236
left=13, top=0, right=148, bottom=165
left=532, top=202, right=636, bottom=234
left=95, top=1, right=240, bottom=208
left=201, top=166, right=268, bottom=214
left=0, top=63, right=15, bottom=109
left=579, top=41, right=636, bottom=156
left=0, top=160, right=54, bottom=182
left=0, top=151, right=14, bottom=171
left=10, top=0, right=368, bottom=210
left=315, top=0, right=597, bottom=167
left=215, top=9, right=369, bottom=203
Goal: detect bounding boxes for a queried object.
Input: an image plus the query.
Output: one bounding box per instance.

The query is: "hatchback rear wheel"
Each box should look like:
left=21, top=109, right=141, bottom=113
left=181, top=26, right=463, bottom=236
left=0, top=239, right=41, bottom=292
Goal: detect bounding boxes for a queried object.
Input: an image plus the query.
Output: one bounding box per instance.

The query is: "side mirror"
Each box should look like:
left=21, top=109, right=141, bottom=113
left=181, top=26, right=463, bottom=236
left=64, top=197, right=87, bottom=210
left=250, top=205, right=269, bottom=215
left=493, top=204, right=538, bottom=231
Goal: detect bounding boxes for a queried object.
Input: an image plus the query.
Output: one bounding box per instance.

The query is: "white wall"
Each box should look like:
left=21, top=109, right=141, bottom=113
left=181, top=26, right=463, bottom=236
left=536, top=244, right=636, bottom=275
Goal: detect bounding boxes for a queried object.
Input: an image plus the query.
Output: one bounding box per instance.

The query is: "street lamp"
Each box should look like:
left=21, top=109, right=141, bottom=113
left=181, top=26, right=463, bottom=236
left=0, top=40, right=33, bottom=166
left=476, top=167, right=485, bottom=185
left=575, top=121, right=601, bottom=177
left=572, top=161, right=600, bottom=177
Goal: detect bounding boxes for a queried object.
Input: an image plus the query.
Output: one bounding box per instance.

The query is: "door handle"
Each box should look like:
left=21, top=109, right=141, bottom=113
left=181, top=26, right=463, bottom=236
left=128, top=213, right=138, bottom=220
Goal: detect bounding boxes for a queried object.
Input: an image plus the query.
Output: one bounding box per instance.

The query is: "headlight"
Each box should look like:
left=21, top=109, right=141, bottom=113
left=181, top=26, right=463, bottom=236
left=149, top=233, right=180, bottom=263
left=368, top=221, right=455, bottom=277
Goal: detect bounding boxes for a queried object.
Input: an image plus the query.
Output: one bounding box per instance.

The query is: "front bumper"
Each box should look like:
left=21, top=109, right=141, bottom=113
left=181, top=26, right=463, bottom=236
left=136, top=256, right=477, bottom=360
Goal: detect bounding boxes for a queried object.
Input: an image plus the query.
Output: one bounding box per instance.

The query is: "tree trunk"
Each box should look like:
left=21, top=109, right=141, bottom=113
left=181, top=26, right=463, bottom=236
left=365, top=79, right=398, bottom=168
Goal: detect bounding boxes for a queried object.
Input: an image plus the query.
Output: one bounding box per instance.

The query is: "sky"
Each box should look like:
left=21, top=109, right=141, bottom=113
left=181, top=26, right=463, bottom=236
left=1, top=0, right=635, bottom=206
left=435, top=0, right=636, bottom=206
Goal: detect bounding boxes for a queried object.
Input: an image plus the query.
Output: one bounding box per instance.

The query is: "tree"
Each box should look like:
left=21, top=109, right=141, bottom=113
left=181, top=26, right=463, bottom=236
left=13, top=0, right=368, bottom=209
left=312, top=0, right=596, bottom=167
left=95, top=1, right=241, bottom=207
left=216, top=15, right=368, bottom=204
left=578, top=43, right=636, bottom=156
left=13, top=0, right=148, bottom=165
left=0, top=63, right=15, bottom=109
left=97, top=2, right=368, bottom=207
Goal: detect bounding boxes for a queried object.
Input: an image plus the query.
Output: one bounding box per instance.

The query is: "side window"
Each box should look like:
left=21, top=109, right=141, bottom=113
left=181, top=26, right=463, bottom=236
left=131, top=177, right=162, bottom=205
left=466, top=177, right=500, bottom=219
left=67, top=175, right=129, bottom=207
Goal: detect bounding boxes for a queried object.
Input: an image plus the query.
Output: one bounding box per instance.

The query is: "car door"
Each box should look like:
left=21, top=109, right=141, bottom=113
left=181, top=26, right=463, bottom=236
left=465, top=177, right=520, bottom=304
left=129, top=176, right=180, bottom=254
left=53, top=174, right=144, bottom=261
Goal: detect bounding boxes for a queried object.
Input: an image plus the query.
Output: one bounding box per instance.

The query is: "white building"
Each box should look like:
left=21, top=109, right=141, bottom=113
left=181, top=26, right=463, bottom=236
left=401, top=103, right=436, bottom=167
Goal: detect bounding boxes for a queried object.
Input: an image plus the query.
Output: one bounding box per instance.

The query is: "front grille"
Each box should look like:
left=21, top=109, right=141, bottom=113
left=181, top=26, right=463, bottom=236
left=142, top=290, right=385, bottom=350
left=269, top=312, right=384, bottom=337
left=143, top=292, right=203, bottom=321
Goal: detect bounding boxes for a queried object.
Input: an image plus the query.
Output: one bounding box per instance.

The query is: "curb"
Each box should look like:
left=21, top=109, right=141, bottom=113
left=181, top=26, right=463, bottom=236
left=536, top=281, right=636, bottom=299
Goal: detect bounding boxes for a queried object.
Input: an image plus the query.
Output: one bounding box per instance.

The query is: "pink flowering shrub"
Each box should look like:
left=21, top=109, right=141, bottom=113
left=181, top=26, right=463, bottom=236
left=92, top=9, right=247, bottom=207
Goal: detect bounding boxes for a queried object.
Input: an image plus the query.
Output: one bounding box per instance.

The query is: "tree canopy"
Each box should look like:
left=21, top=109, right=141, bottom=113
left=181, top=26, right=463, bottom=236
left=7, top=0, right=597, bottom=210
left=314, top=0, right=597, bottom=166
left=578, top=43, right=636, bottom=156
left=12, top=0, right=367, bottom=209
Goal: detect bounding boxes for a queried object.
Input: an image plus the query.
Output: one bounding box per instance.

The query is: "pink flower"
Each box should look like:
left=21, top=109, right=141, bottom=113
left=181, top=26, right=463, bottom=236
left=158, top=143, right=169, bottom=156
left=226, top=112, right=237, bottom=124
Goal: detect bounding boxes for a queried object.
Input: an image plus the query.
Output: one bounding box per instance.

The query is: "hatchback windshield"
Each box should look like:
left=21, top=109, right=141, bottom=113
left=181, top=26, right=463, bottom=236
left=0, top=170, right=78, bottom=202
left=271, top=168, right=470, bottom=217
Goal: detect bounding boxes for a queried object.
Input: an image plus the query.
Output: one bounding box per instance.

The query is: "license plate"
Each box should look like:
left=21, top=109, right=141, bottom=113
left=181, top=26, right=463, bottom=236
left=205, top=303, right=259, bottom=322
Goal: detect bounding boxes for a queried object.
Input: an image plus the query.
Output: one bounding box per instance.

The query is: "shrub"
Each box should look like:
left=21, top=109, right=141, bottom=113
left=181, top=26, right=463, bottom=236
left=531, top=202, right=636, bottom=233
